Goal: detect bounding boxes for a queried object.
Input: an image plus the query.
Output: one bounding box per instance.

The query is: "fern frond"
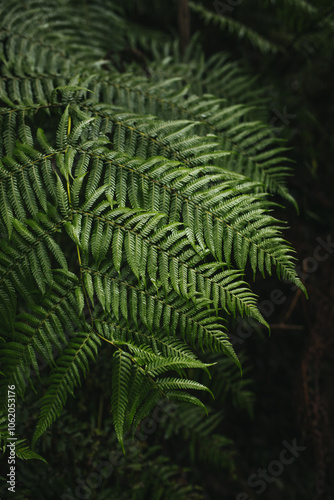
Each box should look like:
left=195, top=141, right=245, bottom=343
left=15, top=442, right=47, bottom=463
left=70, top=146, right=303, bottom=290
left=81, top=75, right=295, bottom=204
left=189, top=2, right=281, bottom=54
left=111, top=349, right=133, bottom=449
left=32, top=328, right=100, bottom=446
left=0, top=271, right=80, bottom=399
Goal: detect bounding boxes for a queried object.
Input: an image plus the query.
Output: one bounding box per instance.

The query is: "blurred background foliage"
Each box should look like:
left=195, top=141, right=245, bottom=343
left=0, top=0, right=333, bottom=498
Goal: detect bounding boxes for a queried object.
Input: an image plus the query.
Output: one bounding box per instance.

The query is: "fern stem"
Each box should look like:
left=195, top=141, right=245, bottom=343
left=76, top=245, right=82, bottom=267
left=67, top=115, right=71, bottom=137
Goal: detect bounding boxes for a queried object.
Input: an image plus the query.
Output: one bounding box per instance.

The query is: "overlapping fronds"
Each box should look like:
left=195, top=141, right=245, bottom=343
left=77, top=76, right=297, bottom=205
left=0, top=0, right=305, bottom=452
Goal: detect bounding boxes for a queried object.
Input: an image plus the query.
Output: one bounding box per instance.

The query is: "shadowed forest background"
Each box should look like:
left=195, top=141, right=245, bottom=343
left=0, top=1, right=333, bottom=499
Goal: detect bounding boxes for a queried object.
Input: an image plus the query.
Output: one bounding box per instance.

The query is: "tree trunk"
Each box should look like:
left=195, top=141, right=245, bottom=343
left=178, top=0, right=191, bottom=56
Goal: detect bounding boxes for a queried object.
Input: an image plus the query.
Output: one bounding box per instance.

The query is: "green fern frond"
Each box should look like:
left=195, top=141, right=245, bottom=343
left=0, top=271, right=80, bottom=399
left=0, top=415, right=47, bottom=463
left=0, top=0, right=306, bottom=452
left=15, top=442, right=47, bottom=463
left=32, top=328, right=101, bottom=446
left=111, top=349, right=133, bottom=449
left=189, top=2, right=281, bottom=54
left=79, top=75, right=295, bottom=204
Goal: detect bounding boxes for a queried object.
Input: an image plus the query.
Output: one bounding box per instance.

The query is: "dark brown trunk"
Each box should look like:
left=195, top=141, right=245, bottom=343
left=178, top=0, right=191, bottom=57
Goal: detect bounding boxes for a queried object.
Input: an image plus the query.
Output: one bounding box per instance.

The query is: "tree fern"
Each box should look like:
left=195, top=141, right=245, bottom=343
left=0, top=0, right=306, bottom=457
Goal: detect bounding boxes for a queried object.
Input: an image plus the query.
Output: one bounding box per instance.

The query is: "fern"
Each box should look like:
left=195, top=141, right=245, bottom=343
left=0, top=0, right=306, bottom=455
left=189, top=2, right=282, bottom=54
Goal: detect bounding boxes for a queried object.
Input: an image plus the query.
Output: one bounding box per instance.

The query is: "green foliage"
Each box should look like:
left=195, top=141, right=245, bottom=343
left=0, top=0, right=305, bottom=461
left=190, top=0, right=334, bottom=54
left=0, top=346, right=253, bottom=499
left=189, top=1, right=281, bottom=54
